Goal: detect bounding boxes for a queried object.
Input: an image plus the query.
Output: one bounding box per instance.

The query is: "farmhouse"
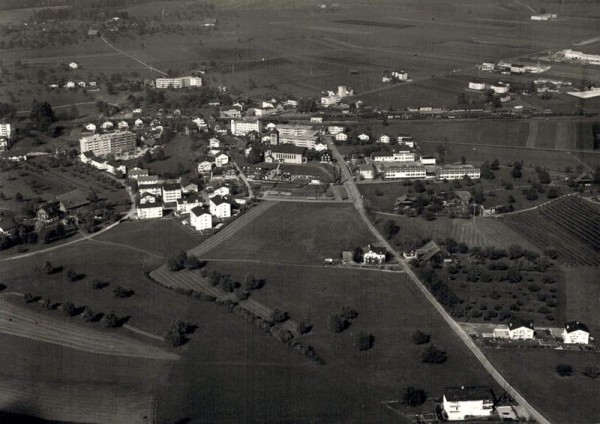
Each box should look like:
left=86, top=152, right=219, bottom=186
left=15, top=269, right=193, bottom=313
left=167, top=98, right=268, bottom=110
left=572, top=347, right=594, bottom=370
left=508, top=320, right=535, bottom=340
left=415, top=240, right=442, bottom=262
left=79, top=130, right=136, bottom=157
left=56, top=189, right=90, bottom=213
left=190, top=206, right=212, bottom=231
left=209, top=195, right=232, bottom=218
left=37, top=203, right=62, bottom=224
left=562, top=321, right=590, bottom=345
left=335, top=132, right=348, bottom=142
left=128, top=167, right=149, bottom=179
left=137, top=202, right=163, bottom=220
left=155, top=76, right=202, bottom=89
left=265, top=145, right=306, bottom=164
left=442, top=386, right=494, bottom=421
left=230, top=118, right=262, bottom=136
left=436, top=165, right=480, bottom=180
left=363, top=244, right=387, bottom=264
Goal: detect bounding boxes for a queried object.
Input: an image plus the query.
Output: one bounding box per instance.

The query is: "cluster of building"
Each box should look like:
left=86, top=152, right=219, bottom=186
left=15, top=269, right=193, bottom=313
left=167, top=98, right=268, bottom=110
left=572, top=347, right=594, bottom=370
left=341, top=244, right=389, bottom=265
left=154, top=76, right=203, bottom=89
left=80, top=151, right=127, bottom=175
left=477, top=61, right=550, bottom=74
left=562, top=49, right=600, bottom=66
left=531, top=13, right=557, bottom=21
left=0, top=123, right=13, bottom=152
left=320, top=85, right=354, bottom=107
left=492, top=320, right=591, bottom=345
left=381, top=70, right=408, bottom=83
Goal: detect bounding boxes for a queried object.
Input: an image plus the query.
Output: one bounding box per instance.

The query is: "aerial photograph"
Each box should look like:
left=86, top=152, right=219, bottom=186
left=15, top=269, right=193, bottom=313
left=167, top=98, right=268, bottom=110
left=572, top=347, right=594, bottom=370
left=0, top=0, right=599, bottom=423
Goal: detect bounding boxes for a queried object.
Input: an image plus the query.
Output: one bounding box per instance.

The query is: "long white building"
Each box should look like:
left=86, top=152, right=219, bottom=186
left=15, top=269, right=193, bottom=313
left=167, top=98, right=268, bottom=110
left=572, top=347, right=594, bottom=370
left=79, top=130, right=136, bottom=157
left=155, top=76, right=202, bottom=89
left=230, top=118, right=262, bottom=136
left=378, top=163, right=426, bottom=180
left=443, top=386, right=494, bottom=421
left=436, top=164, right=481, bottom=180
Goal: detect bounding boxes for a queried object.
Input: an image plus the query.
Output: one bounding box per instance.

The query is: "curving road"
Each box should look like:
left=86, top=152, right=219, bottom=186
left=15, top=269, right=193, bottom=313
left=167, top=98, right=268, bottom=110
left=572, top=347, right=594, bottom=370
left=326, top=139, right=551, bottom=424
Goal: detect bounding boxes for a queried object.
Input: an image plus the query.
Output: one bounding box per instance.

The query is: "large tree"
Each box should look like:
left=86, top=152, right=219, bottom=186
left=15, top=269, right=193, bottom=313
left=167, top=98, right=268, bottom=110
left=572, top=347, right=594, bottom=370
left=30, top=100, right=56, bottom=131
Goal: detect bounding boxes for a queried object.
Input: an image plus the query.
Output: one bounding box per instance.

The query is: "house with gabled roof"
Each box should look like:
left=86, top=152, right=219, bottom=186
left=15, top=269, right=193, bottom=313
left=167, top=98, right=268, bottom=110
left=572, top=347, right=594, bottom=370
left=442, top=386, right=494, bottom=421
left=363, top=244, right=387, bottom=264
left=197, top=159, right=214, bottom=174
left=37, top=202, right=62, bottom=224
left=176, top=194, right=203, bottom=214
left=56, top=189, right=90, bottom=213
left=416, top=240, right=441, bottom=262
left=190, top=206, right=212, bottom=231
left=209, top=195, right=232, bottom=218
left=508, top=319, right=534, bottom=340
left=563, top=321, right=590, bottom=345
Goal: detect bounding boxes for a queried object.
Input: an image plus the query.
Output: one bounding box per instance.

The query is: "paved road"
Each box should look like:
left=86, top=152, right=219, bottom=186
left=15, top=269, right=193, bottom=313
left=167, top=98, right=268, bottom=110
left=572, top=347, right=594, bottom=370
left=326, top=140, right=551, bottom=424
left=230, top=159, right=254, bottom=199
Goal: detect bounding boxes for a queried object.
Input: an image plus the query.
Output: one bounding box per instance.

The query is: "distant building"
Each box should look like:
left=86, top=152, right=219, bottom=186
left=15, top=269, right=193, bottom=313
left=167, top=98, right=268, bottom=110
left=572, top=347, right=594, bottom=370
left=37, top=203, right=62, bottom=224
left=490, top=82, right=509, bottom=94
left=442, top=386, right=494, bottom=421
left=468, top=81, right=486, bottom=91
left=335, top=132, right=348, bottom=142
left=197, top=160, right=214, bottom=174
left=137, top=202, right=163, bottom=219
left=508, top=320, right=535, bottom=340
left=328, top=126, right=344, bottom=135
left=358, top=163, right=375, bottom=180
left=363, top=245, right=387, bottom=264
left=68, top=62, right=78, bottom=69
left=531, top=13, right=557, bottom=21
left=436, top=165, right=480, bottom=180
left=265, top=145, right=306, bottom=164
left=230, top=118, right=261, bottom=136
left=215, top=153, right=229, bottom=167
left=372, top=150, right=415, bottom=163
left=155, top=76, right=202, bottom=89
left=79, top=130, right=136, bottom=157
left=378, top=134, right=391, bottom=144
left=176, top=194, right=203, bottom=214
left=380, top=163, right=426, bottom=180
left=0, top=123, right=12, bottom=139
left=56, top=189, right=90, bottom=213
left=563, top=49, right=600, bottom=65
left=562, top=321, right=590, bottom=345
left=128, top=167, right=149, bottom=180
left=190, top=206, right=212, bottom=231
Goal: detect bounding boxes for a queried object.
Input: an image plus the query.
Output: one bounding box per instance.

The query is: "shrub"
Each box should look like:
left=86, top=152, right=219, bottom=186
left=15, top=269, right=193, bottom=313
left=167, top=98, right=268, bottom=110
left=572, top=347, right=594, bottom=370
left=66, top=269, right=79, bottom=282
left=82, top=307, right=95, bottom=322
left=62, top=301, right=76, bottom=316
left=328, top=314, right=348, bottom=333
left=23, top=293, right=36, bottom=303
left=184, top=255, right=205, bottom=270
left=42, top=261, right=55, bottom=274
left=297, top=321, right=312, bottom=335
left=402, top=386, right=427, bottom=407
left=338, top=306, right=358, bottom=321
left=582, top=365, right=600, bottom=379
left=421, top=346, right=447, bottom=364
left=167, top=250, right=188, bottom=272
left=528, top=284, right=541, bottom=292
left=89, top=279, right=105, bottom=289
left=556, top=363, right=573, bottom=377
left=354, top=331, right=374, bottom=351
left=412, top=330, right=431, bottom=345
left=101, top=312, right=119, bottom=328
left=113, top=286, right=133, bottom=298
left=269, top=308, right=289, bottom=323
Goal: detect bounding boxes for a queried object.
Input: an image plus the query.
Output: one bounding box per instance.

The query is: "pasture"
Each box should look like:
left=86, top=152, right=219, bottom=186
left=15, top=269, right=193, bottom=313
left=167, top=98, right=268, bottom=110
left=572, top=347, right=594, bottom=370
left=563, top=266, right=600, bottom=334
left=487, top=349, right=600, bottom=424
left=202, top=202, right=374, bottom=264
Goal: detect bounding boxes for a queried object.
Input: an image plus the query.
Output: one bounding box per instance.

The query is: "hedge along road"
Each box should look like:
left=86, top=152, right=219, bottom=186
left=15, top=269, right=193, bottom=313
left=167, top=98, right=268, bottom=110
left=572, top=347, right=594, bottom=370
left=325, top=139, right=552, bottom=424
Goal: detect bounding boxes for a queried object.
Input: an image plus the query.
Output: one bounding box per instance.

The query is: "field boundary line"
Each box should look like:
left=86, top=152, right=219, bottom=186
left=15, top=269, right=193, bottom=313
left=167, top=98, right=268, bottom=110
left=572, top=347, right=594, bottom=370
left=100, top=37, right=167, bottom=76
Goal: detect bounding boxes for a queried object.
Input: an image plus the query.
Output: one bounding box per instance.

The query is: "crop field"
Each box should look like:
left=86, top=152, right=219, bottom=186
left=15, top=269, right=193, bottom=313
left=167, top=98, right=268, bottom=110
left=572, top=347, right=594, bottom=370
left=487, top=349, right=600, bottom=424
left=196, top=260, right=499, bottom=413
left=502, top=196, right=600, bottom=265
left=563, top=266, right=600, bottom=333
left=203, top=202, right=374, bottom=264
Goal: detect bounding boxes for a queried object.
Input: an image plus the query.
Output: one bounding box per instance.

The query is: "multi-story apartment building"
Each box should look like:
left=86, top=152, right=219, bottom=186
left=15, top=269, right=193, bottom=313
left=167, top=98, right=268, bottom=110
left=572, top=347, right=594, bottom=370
left=436, top=165, right=481, bottom=180
left=79, top=130, right=136, bottom=157
left=230, top=118, right=262, bottom=136
left=155, top=76, right=202, bottom=89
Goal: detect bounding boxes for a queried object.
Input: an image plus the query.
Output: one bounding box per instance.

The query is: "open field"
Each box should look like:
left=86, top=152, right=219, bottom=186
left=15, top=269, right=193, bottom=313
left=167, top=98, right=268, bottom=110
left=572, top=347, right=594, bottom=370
left=502, top=196, right=600, bottom=265
left=203, top=202, right=375, bottom=264
left=563, top=266, right=600, bottom=333
left=487, top=349, right=600, bottom=424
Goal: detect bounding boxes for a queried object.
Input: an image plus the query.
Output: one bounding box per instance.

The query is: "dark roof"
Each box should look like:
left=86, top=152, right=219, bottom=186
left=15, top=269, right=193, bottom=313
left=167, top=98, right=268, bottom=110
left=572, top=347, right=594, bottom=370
left=269, top=145, right=306, bottom=155
left=137, top=202, right=162, bottom=209
left=565, top=321, right=589, bottom=333
left=365, top=245, right=387, bottom=255
left=444, top=386, right=492, bottom=402
left=162, top=183, right=181, bottom=191
left=416, top=240, right=441, bottom=262
left=177, top=194, right=202, bottom=203
left=509, top=319, right=534, bottom=330
left=38, top=202, right=61, bottom=217
left=107, top=160, right=122, bottom=167
left=191, top=206, right=210, bottom=216
left=82, top=151, right=95, bottom=158
left=56, top=189, right=90, bottom=210
left=210, top=195, right=231, bottom=206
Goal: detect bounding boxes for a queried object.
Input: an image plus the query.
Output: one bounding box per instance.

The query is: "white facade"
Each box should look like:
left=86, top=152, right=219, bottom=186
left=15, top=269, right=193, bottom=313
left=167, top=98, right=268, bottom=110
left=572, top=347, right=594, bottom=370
left=198, top=160, right=213, bottom=174
left=0, top=123, right=12, bottom=139
left=419, top=156, right=437, bottom=166
left=391, top=71, right=408, bottom=81
left=155, top=76, right=202, bottom=89
left=357, top=133, right=370, bottom=142
left=85, top=123, right=96, bottom=132
left=328, top=126, right=344, bottom=135
left=211, top=186, right=231, bottom=197
left=491, top=82, right=509, bottom=94
left=443, top=390, right=494, bottom=421
left=215, top=154, right=229, bottom=167
left=508, top=325, right=534, bottom=340
left=562, top=322, right=590, bottom=344
left=230, top=119, right=261, bottom=136
left=321, top=95, right=341, bottom=107
left=190, top=208, right=212, bottom=231
left=381, top=164, right=426, bottom=180
left=176, top=197, right=202, bottom=214
left=335, top=133, right=348, bottom=142
left=372, top=150, right=416, bottom=163
left=209, top=138, right=220, bottom=148
left=563, top=49, right=600, bottom=65
left=436, top=165, right=481, bottom=181
left=468, top=82, right=486, bottom=90
left=359, top=164, right=375, bottom=180
left=378, top=134, right=390, bottom=144
left=209, top=196, right=231, bottom=218
left=68, top=62, right=78, bottom=69
left=137, top=204, right=163, bottom=219
left=531, top=13, right=557, bottom=20
left=162, top=185, right=182, bottom=203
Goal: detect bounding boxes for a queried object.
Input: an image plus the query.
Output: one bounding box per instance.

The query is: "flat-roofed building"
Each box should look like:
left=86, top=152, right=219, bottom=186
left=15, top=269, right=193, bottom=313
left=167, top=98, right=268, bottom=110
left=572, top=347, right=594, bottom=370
left=436, top=165, right=481, bottom=180
left=155, top=76, right=202, bottom=89
left=79, top=130, right=136, bottom=157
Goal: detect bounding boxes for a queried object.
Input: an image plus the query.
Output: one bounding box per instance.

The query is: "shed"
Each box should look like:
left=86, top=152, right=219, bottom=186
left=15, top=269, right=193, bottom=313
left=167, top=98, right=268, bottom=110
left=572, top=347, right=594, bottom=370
left=56, top=189, right=91, bottom=212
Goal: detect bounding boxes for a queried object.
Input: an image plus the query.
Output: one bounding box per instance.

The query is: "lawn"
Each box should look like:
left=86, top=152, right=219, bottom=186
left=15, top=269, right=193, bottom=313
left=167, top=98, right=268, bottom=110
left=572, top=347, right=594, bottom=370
left=563, top=266, right=600, bottom=334
left=486, top=349, right=600, bottom=424
left=203, top=202, right=375, bottom=264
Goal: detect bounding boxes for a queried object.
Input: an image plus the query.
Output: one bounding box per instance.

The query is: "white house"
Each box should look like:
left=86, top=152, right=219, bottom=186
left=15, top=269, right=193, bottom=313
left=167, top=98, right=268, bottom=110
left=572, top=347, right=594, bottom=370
left=101, top=121, right=114, bottom=130
left=68, top=62, right=78, bottom=69
left=468, top=81, right=486, bottom=91
left=358, top=164, right=375, bottom=180
left=378, top=134, right=391, bottom=144
left=419, top=156, right=437, bottom=166
left=363, top=245, right=387, bottom=264
left=137, top=202, right=163, bottom=219
left=442, top=386, right=494, bottom=421
left=335, top=132, right=348, bottom=142
left=135, top=118, right=144, bottom=127
left=491, top=82, right=509, bottom=94
left=106, top=161, right=126, bottom=175
left=215, top=153, right=229, bottom=167
left=176, top=194, right=203, bottom=214
left=562, top=321, right=590, bottom=345
left=117, top=120, right=129, bottom=129
left=209, top=138, right=221, bottom=148
left=128, top=167, right=149, bottom=179
left=508, top=320, right=534, bottom=340
left=84, top=123, right=96, bottom=132
left=64, top=81, right=75, bottom=89
left=197, top=160, right=214, bottom=174
left=78, top=81, right=86, bottom=88
left=357, top=133, right=370, bottom=142
left=190, top=206, right=212, bottom=231
left=209, top=195, right=232, bottom=218
left=328, top=126, right=344, bottom=135
left=211, top=185, right=231, bottom=197
left=139, top=192, right=158, bottom=205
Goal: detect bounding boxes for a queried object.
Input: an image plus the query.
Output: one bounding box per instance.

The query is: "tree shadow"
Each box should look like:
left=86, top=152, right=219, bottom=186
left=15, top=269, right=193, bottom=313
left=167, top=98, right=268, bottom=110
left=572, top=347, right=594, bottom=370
left=116, top=315, right=131, bottom=327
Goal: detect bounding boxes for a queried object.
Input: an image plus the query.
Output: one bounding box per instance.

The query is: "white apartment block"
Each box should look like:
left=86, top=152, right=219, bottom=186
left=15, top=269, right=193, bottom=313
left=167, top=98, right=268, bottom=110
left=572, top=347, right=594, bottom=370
left=155, top=76, right=202, bottom=89
left=79, top=130, right=136, bottom=157
left=0, top=123, right=12, bottom=139
left=209, top=195, right=231, bottom=218
left=380, top=164, right=426, bottom=180
left=190, top=207, right=212, bottom=231
left=436, top=165, right=481, bottom=180
left=230, top=119, right=261, bottom=136
left=137, top=203, right=163, bottom=219
left=162, top=184, right=182, bottom=203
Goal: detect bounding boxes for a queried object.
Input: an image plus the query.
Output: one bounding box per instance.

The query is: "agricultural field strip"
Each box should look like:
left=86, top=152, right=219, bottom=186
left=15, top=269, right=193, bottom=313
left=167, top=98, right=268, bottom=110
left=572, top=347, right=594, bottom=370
left=189, top=201, right=279, bottom=257
left=417, top=138, right=600, bottom=154
left=538, top=197, right=600, bottom=250
left=151, top=266, right=297, bottom=333
left=526, top=122, right=538, bottom=148
left=100, top=37, right=167, bottom=76
left=0, top=299, right=178, bottom=360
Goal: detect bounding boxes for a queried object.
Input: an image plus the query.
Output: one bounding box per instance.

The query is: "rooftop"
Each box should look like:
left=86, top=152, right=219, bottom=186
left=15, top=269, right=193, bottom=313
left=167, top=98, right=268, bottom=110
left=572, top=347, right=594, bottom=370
left=56, top=189, right=90, bottom=210
left=565, top=321, right=589, bottom=333
left=444, top=386, right=492, bottom=402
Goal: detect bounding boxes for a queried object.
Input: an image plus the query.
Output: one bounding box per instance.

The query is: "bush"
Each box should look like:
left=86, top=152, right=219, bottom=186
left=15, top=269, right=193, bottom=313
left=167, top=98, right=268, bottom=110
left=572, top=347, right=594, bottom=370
left=184, top=255, right=205, bottom=270
left=42, top=260, right=55, bottom=274
left=101, top=312, right=119, bottom=328
left=62, top=301, right=76, bottom=316
left=556, top=363, right=573, bottom=377
left=338, top=306, right=358, bottom=321
left=242, top=273, right=263, bottom=291
left=528, top=284, right=541, bottom=292
left=297, top=321, right=312, bottom=335
left=66, top=269, right=79, bottom=282
left=113, top=286, right=133, bottom=298
left=269, top=308, right=289, bottom=323
left=412, top=330, right=431, bottom=345
left=354, top=331, right=374, bottom=351
left=23, top=292, right=36, bottom=303
left=582, top=365, right=600, bottom=379
left=167, top=250, right=188, bottom=272
left=402, top=386, right=427, bottom=407
left=82, top=307, right=95, bottom=322
left=89, top=279, right=105, bottom=289
left=328, top=314, right=349, bottom=333
left=421, top=346, right=447, bottom=364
